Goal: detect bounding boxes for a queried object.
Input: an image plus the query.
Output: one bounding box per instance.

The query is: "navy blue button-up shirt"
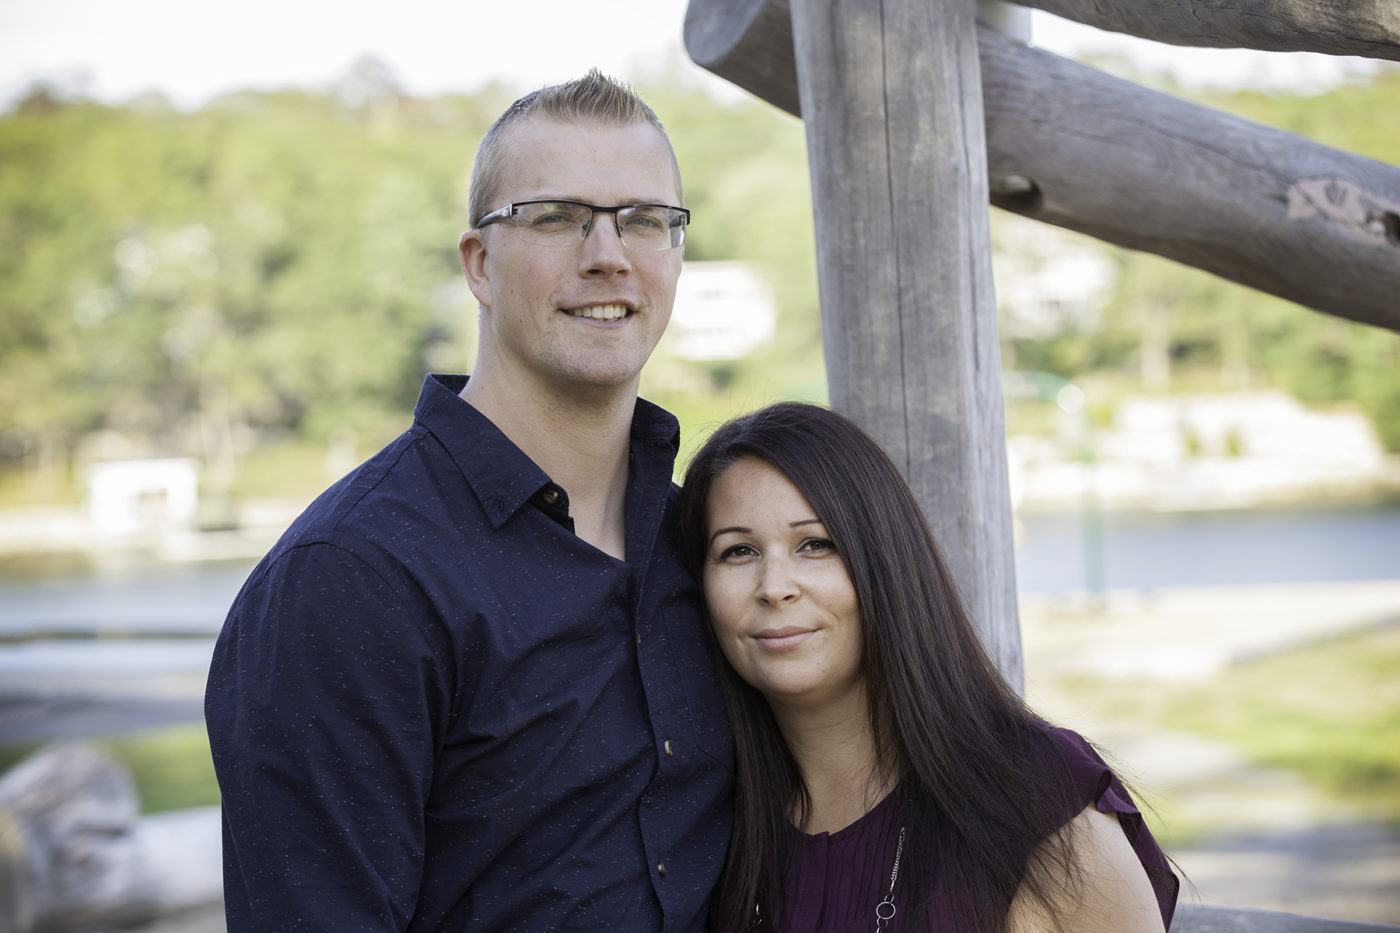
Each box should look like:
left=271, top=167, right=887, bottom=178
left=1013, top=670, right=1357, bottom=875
left=206, top=374, right=734, bottom=931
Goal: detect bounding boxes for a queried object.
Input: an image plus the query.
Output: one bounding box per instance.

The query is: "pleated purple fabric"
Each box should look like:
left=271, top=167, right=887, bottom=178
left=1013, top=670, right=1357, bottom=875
left=774, top=727, right=1178, bottom=931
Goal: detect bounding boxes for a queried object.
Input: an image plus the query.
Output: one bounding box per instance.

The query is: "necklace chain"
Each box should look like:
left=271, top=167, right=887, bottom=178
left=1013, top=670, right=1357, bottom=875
left=874, top=826, right=906, bottom=931
left=749, top=823, right=909, bottom=930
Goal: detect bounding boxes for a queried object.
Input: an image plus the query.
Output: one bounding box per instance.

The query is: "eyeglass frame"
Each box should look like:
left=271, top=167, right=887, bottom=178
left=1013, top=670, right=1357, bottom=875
left=474, top=199, right=691, bottom=250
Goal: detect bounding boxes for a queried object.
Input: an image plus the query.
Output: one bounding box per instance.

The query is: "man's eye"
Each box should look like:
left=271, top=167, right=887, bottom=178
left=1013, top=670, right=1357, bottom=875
left=530, top=211, right=578, bottom=227
left=622, top=211, right=665, bottom=231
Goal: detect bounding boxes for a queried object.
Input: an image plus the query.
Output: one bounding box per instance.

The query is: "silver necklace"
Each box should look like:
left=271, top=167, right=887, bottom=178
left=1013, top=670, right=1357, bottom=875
left=751, top=824, right=909, bottom=929
left=874, top=826, right=907, bottom=931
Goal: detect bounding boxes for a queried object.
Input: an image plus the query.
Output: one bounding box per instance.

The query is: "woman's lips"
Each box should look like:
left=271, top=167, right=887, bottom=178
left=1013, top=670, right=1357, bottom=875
left=754, top=627, right=814, bottom=651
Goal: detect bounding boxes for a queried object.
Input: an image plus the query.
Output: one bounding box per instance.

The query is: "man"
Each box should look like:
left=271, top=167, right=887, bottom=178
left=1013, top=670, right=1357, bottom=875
left=205, top=71, right=733, bottom=930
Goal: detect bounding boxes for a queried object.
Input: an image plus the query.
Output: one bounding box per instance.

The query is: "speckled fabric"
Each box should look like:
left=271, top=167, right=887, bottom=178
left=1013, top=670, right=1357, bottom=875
left=207, top=374, right=733, bottom=931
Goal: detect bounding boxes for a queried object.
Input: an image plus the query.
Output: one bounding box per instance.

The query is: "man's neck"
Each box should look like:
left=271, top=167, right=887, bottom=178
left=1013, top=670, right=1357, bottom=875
left=461, top=370, right=636, bottom=559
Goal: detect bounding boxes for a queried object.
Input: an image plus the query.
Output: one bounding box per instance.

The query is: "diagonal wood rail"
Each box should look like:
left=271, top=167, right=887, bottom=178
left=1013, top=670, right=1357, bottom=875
left=1011, top=0, right=1400, bottom=60
left=686, top=0, right=1400, bottom=333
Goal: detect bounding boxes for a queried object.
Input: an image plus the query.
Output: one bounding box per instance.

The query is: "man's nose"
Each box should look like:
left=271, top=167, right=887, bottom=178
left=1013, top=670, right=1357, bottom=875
left=579, top=211, right=632, bottom=275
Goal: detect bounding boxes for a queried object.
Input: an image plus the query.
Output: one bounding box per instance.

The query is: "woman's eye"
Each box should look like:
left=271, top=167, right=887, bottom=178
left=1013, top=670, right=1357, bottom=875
left=799, top=537, right=835, bottom=554
left=718, top=543, right=757, bottom=561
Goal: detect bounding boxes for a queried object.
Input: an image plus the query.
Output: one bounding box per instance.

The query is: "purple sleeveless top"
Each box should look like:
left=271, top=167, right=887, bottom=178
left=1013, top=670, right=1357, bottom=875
left=773, top=727, right=1178, bottom=931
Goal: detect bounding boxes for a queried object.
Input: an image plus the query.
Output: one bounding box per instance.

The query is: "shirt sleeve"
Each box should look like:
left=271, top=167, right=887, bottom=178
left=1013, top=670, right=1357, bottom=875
left=1046, top=726, right=1180, bottom=931
left=206, top=541, right=452, bottom=931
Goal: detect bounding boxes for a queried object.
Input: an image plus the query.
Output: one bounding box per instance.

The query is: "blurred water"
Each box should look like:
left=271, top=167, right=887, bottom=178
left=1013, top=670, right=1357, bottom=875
left=0, top=501, right=1395, bottom=641
left=0, top=503, right=1396, bottom=740
left=1013, top=499, right=1400, bottom=595
left=0, top=556, right=253, bottom=638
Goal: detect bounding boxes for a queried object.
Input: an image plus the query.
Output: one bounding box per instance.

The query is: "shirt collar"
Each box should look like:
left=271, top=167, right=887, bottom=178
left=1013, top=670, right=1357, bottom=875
left=413, top=373, right=681, bottom=531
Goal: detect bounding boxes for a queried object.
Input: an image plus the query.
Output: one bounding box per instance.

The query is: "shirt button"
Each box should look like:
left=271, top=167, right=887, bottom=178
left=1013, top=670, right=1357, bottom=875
left=541, top=488, right=560, bottom=505
left=657, top=861, right=667, bottom=877
left=663, top=740, right=674, bottom=757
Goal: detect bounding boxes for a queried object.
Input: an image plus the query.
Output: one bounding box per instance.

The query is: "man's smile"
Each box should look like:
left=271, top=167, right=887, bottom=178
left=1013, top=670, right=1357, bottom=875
left=564, top=302, right=630, bottom=322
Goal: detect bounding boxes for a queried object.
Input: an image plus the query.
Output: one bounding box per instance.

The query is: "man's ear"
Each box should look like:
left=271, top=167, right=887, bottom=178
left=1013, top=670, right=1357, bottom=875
left=460, top=230, right=492, bottom=309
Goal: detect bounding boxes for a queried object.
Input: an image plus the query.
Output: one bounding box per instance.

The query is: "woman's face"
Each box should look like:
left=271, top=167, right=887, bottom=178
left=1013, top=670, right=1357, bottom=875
left=701, top=457, right=865, bottom=714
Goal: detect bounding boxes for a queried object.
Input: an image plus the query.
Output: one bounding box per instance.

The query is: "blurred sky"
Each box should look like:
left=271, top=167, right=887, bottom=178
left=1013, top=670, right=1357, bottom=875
left=1, top=0, right=1391, bottom=111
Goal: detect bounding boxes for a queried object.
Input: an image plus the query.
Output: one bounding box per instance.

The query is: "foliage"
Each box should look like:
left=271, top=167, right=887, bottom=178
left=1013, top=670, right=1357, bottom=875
left=1, top=67, right=1397, bottom=510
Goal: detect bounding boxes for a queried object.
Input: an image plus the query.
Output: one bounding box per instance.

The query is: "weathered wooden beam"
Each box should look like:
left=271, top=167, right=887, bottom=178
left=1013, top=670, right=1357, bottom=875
left=1013, top=0, right=1400, bottom=62
left=686, top=0, right=802, bottom=115
left=684, top=0, right=1400, bottom=333
left=0, top=743, right=222, bottom=932
left=789, top=0, right=1023, bottom=687
left=979, top=29, right=1400, bottom=334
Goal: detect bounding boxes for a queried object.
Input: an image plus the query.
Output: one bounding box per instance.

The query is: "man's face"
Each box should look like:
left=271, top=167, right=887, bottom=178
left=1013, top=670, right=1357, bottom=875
left=459, top=117, right=684, bottom=400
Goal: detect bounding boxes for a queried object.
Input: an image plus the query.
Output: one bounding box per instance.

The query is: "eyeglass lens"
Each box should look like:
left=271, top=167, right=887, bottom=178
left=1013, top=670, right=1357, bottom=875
left=513, top=202, right=685, bottom=250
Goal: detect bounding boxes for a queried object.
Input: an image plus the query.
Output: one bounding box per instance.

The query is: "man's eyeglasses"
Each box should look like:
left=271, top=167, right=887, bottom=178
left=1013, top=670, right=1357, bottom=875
left=475, top=200, right=690, bottom=251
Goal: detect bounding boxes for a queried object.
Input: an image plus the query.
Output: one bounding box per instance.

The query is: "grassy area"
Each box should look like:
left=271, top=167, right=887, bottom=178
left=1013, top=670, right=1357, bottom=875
left=0, top=723, right=219, bottom=814
left=1051, top=622, right=1400, bottom=832
left=1160, top=623, right=1400, bottom=816
left=0, top=466, right=83, bottom=510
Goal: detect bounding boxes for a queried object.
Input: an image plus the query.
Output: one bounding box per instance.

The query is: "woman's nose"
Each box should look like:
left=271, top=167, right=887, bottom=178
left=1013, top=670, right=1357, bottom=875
left=756, top=557, right=800, bottom=606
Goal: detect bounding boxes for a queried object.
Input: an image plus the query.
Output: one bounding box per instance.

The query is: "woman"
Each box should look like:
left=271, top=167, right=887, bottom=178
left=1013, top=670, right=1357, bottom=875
left=678, top=402, right=1178, bottom=932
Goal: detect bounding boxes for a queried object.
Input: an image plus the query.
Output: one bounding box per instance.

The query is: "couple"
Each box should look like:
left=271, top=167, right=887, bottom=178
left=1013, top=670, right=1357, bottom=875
left=205, top=72, right=1177, bottom=931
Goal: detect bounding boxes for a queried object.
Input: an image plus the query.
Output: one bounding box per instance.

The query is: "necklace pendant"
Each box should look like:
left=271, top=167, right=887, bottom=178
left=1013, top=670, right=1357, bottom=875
left=874, top=897, right=897, bottom=931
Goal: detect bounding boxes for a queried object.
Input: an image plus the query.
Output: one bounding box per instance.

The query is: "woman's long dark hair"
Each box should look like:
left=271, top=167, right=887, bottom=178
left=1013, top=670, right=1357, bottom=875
left=679, top=402, right=1080, bottom=933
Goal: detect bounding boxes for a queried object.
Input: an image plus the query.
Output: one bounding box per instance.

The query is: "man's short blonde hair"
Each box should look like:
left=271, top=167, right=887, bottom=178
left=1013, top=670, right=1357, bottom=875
left=467, top=69, right=681, bottom=228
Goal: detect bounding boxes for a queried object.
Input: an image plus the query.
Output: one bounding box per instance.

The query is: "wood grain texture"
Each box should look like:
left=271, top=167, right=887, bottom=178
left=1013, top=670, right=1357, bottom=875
left=790, top=0, right=1024, bottom=687
left=1016, top=0, right=1400, bottom=60
left=979, top=28, right=1400, bottom=333
left=684, top=0, right=1400, bottom=331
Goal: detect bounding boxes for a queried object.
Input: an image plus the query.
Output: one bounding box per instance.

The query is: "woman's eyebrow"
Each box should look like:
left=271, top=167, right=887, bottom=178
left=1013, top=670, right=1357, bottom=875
left=708, top=526, right=750, bottom=546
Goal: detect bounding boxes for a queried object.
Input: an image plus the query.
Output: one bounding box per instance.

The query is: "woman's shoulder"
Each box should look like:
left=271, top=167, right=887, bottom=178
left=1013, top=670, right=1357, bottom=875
left=1032, top=724, right=1128, bottom=817
left=1010, top=803, right=1170, bottom=933
left=1030, top=722, right=1180, bottom=929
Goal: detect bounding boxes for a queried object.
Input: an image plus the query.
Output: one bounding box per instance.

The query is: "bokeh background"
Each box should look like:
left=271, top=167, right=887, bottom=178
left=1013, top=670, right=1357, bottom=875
left=1, top=1, right=1397, bottom=927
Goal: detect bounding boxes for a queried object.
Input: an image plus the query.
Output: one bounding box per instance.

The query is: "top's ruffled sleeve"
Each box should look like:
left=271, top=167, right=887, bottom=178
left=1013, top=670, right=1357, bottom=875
left=1045, top=726, right=1180, bottom=930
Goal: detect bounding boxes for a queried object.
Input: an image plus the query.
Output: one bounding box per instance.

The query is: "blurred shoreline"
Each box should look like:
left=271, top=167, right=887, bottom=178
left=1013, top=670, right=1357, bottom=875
left=2, top=477, right=1398, bottom=567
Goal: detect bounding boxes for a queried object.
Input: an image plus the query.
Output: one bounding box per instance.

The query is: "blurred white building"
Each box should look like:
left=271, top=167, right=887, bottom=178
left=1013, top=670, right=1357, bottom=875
left=993, top=216, right=1115, bottom=338
left=86, top=458, right=199, bottom=541
left=1009, top=393, right=1390, bottom=511
left=664, top=261, right=777, bottom=361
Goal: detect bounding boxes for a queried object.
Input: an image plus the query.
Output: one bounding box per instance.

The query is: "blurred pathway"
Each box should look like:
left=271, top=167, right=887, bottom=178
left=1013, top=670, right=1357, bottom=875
left=1021, top=581, right=1400, bottom=925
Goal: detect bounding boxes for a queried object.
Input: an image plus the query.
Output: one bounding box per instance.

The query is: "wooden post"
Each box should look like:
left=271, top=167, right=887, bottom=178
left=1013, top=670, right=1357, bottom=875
left=789, top=0, right=1023, bottom=687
